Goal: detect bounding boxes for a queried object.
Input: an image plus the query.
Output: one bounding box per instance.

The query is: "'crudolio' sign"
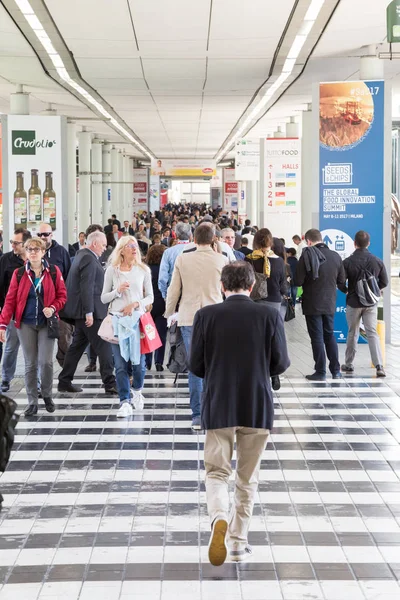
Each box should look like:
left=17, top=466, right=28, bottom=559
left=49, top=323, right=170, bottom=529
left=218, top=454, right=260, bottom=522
left=12, top=130, right=57, bottom=155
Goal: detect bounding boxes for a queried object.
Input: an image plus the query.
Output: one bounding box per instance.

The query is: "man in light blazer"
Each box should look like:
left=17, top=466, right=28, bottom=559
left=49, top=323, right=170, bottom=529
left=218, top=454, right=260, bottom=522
left=190, top=261, right=290, bottom=566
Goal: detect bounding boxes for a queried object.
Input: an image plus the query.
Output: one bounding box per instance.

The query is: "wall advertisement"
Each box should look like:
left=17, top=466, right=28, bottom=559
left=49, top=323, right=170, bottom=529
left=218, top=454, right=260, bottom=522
left=133, top=168, right=148, bottom=212
left=235, top=138, right=260, bottom=181
left=263, top=138, right=301, bottom=241
left=224, top=168, right=238, bottom=210
left=319, top=80, right=384, bottom=342
left=2, top=115, right=65, bottom=241
left=151, top=159, right=216, bottom=177
left=149, top=174, right=160, bottom=214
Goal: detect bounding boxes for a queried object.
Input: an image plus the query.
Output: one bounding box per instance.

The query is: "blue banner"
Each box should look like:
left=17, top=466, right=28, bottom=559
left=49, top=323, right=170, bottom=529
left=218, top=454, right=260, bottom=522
left=319, top=80, right=384, bottom=342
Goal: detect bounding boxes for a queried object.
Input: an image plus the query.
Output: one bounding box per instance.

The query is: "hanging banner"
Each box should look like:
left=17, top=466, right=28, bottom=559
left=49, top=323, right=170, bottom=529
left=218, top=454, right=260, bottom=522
left=160, top=177, right=171, bottom=207
left=263, top=138, right=301, bottom=241
left=2, top=115, right=65, bottom=241
left=151, top=159, right=216, bottom=177
left=133, top=167, right=148, bottom=213
left=235, top=138, right=260, bottom=181
left=238, top=182, right=247, bottom=217
left=149, top=174, right=160, bottom=214
left=319, top=80, right=384, bottom=342
left=224, top=168, right=238, bottom=210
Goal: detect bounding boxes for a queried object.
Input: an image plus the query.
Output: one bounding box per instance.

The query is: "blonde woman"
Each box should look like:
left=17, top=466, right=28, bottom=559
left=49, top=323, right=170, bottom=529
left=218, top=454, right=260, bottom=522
left=101, top=236, right=153, bottom=418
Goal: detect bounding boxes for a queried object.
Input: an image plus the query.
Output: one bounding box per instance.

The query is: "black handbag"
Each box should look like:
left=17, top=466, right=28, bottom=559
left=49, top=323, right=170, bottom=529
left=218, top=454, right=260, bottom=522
left=283, top=297, right=295, bottom=322
left=46, top=314, right=60, bottom=339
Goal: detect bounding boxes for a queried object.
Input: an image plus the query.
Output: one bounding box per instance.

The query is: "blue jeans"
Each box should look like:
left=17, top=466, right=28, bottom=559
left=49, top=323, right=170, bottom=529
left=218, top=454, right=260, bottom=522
left=181, top=325, right=202, bottom=420
left=112, top=344, right=146, bottom=404
left=2, top=321, right=20, bottom=383
left=290, top=286, right=298, bottom=306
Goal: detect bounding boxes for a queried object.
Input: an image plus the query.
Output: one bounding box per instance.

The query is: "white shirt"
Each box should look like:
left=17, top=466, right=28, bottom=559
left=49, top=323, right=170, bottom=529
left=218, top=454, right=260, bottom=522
left=296, top=241, right=307, bottom=260
left=101, top=265, right=154, bottom=313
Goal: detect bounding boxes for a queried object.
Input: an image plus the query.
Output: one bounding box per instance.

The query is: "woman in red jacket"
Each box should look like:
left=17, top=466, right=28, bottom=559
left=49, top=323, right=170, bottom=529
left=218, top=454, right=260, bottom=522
left=0, top=237, right=67, bottom=416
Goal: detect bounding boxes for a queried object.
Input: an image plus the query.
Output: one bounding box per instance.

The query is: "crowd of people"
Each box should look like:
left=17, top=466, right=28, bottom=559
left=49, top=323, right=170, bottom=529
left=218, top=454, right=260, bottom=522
left=0, top=201, right=388, bottom=566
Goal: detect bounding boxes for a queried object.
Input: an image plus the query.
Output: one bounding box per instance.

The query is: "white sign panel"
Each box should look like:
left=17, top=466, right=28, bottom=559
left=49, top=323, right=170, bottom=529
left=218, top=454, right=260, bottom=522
left=4, top=115, right=65, bottom=241
left=149, top=175, right=160, bottom=214
left=235, top=138, right=260, bottom=181
left=133, top=168, right=148, bottom=213
left=150, top=159, right=216, bottom=177
left=224, top=168, right=238, bottom=210
left=263, top=138, right=301, bottom=241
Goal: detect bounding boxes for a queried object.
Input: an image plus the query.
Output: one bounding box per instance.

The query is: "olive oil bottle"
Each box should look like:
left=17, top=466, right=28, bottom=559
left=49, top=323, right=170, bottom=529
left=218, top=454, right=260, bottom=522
left=14, top=171, right=27, bottom=227
left=43, top=171, right=56, bottom=229
left=28, top=169, right=42, bottom=223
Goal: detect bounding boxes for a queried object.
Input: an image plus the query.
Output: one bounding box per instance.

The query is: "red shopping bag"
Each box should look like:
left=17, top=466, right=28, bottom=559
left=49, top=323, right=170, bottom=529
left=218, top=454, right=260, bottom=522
left=139, top=312, right=162, bottom=354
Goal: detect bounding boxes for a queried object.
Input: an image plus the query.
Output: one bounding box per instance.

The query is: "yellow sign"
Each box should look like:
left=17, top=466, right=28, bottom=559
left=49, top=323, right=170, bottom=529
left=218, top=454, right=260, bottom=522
left=151, top=159, right=216, bottom=177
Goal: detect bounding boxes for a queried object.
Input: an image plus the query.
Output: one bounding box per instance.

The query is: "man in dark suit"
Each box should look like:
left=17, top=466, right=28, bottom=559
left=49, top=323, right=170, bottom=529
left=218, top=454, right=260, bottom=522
left=190, top=262, right=290, bottom=566
left=58, top=231, right=117, bottom=394
left=104, top=219, right=113, bottom=235
left=295, top=228, right=346, bottom=381
left=72, top=232, right=86, bottom=253
left=122, top=220, right=135, bottom=235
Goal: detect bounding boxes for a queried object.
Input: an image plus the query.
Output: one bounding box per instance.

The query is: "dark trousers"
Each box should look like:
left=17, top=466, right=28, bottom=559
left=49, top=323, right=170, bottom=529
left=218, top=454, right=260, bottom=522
left=59, top=319, right=115, bottom=388
left=56, top=320, right=74, bottom=367
left=305, top=314, right=340, bottom=376
left=145, top=315, right=168, bottom=369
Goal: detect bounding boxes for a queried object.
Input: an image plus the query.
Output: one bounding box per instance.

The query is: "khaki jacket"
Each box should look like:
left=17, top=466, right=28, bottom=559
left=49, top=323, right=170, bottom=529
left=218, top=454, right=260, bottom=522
left=165, top=246, right=229, bottom=326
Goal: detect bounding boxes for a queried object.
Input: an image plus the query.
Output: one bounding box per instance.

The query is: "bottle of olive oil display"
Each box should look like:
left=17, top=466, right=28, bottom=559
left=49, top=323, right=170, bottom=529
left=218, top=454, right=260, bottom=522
left=43, top=171, right=56, bottom=229
left=14, top=171, right=27, bottom=227
left=28, top=169, right=42, bottom=223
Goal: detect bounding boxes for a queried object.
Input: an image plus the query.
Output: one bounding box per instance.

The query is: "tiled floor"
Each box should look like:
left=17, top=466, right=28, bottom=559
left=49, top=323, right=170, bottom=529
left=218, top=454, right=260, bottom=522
left=1, top=312, right=400, bottom=600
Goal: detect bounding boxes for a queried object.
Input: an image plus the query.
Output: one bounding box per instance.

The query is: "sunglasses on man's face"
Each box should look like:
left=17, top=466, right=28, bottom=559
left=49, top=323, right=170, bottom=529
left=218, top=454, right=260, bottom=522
left=37, top=232, right=52, bottom=238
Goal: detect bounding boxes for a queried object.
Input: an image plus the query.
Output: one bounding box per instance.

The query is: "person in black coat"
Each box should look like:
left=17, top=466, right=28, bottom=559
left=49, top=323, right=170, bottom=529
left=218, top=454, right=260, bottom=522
left=58, top=231, right=116, bottom=394
left=145, top=245, right=168, bottom=371
left=190, top=262, right=290, bottom=566
left=295, top=228, right=346, bottom=381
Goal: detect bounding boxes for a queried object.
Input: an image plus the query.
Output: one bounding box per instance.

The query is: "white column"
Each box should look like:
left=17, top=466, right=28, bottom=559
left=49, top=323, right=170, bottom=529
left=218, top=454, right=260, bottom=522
left=246, top=180, right=259, bottom=227
left=67, top=121, right=77, bottom=243
left=102, top=143, right=112, bottom=222
left=122, top=153, right=129, bottom=220
left=77, top=129, right=92, bottom=235
left=273, top=126, right=284, bottom=138
left=10, top=83, right=29, bottom=115
left=286, top=116, right=299, bottom=138
left=117, top=150, right=124, bottom=219
left=128, top=157, right=134, bottom=219
left=359, top=47, right=390, bottom=342
left=91, top=138, right=103, bottom=225
left=301, top=105, right=313, bottom=234
left=360, top=45, right=384, bottom=80
left=110, top=146, right=119, bottom=217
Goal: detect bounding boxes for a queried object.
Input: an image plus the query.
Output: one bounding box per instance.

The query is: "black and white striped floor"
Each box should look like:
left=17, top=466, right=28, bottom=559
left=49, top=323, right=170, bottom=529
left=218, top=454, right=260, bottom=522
left=1, top=366, right=400, bottom=600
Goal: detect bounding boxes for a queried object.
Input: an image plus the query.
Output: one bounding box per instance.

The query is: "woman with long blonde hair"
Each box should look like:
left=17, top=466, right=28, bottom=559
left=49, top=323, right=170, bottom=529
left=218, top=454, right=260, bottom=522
left=101, top=236, right=153, bottom=417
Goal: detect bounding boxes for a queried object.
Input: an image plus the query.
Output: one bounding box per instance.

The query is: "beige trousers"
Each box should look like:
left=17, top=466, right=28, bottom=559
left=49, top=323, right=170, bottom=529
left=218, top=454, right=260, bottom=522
left=204, top=426, right=270, bottom=548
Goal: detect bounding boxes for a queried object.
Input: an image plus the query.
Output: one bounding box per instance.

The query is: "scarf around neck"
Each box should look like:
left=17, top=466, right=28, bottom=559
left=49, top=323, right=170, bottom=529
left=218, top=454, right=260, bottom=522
left=247, top=249, right=275, bottom=277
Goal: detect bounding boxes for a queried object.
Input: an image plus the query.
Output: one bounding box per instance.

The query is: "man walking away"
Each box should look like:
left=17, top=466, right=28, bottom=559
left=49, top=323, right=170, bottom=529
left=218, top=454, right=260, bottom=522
left=286, top=248, right=299, bottom=306
left=295, top=228, right=345, bottom=381
left=190, top=262, right=290, bottom=565
left=339, top=230, right=388, bottom=377
left=292, top=234, right=307, bottom=260
left=165, top=224, right=228, bottom=430
left=158, top=222, right=192, bottom=299
left=58, top=231, right=117, bottom=395
left=0, top=229, right=31, bottom=392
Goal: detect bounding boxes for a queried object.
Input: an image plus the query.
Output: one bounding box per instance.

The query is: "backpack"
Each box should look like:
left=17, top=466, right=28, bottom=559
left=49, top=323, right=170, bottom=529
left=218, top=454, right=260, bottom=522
left=0, top=394, right=19, bottom=474
left=250, top=272, right=269, bottom=301
left=17, top=264, right=57, bottom=287
left=355, top=271, right=381, bottom=307
left=167, top=323, right=188, bottom=378
left=355, top=259, right=381, bottom=307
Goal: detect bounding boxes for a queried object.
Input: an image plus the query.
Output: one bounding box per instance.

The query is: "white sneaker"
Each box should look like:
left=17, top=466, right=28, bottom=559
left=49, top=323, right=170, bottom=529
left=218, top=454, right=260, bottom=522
left=116, top=402, right=133, bottom=418
left=132, top=389, right=144, bottom=410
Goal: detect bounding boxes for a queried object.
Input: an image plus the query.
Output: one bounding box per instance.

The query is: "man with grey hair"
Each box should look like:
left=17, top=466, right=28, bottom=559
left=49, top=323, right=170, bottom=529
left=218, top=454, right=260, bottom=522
left=158, top=221, right=193, bottom=298
left=58, top=231, right=117, bottom=394
left=221, top=228, right=245, bottom=261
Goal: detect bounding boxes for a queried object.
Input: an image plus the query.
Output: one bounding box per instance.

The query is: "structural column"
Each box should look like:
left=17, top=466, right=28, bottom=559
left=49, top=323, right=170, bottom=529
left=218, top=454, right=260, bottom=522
left=121, top=153, right=129, bottom=220
left=286, top=116, right=299, bottom=138
left=102, top=143, right=112, bottom=222
left=110, top=146, right=119, bottom=217
left=67, top=121, right=77, bottom=243
left=301, top=105, right=313, bottom=234
left=117, top=150, right=124, bottom=219
left=128, top=157, right=134, bottom=220
left=91, top=138, right=103, bottom=225
left=77, top=129, right=92, bottom=236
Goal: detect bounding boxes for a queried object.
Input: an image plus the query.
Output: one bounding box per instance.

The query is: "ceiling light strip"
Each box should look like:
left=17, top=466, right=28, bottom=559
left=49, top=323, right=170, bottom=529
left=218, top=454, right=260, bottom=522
left=215, top=0, right=326, bottom=162
left=14, top=0, right=154, bottom=159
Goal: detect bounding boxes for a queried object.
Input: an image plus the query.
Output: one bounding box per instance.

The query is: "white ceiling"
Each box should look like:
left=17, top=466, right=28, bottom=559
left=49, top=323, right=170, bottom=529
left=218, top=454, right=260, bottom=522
left=0, top=0, right=400, bottom=157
